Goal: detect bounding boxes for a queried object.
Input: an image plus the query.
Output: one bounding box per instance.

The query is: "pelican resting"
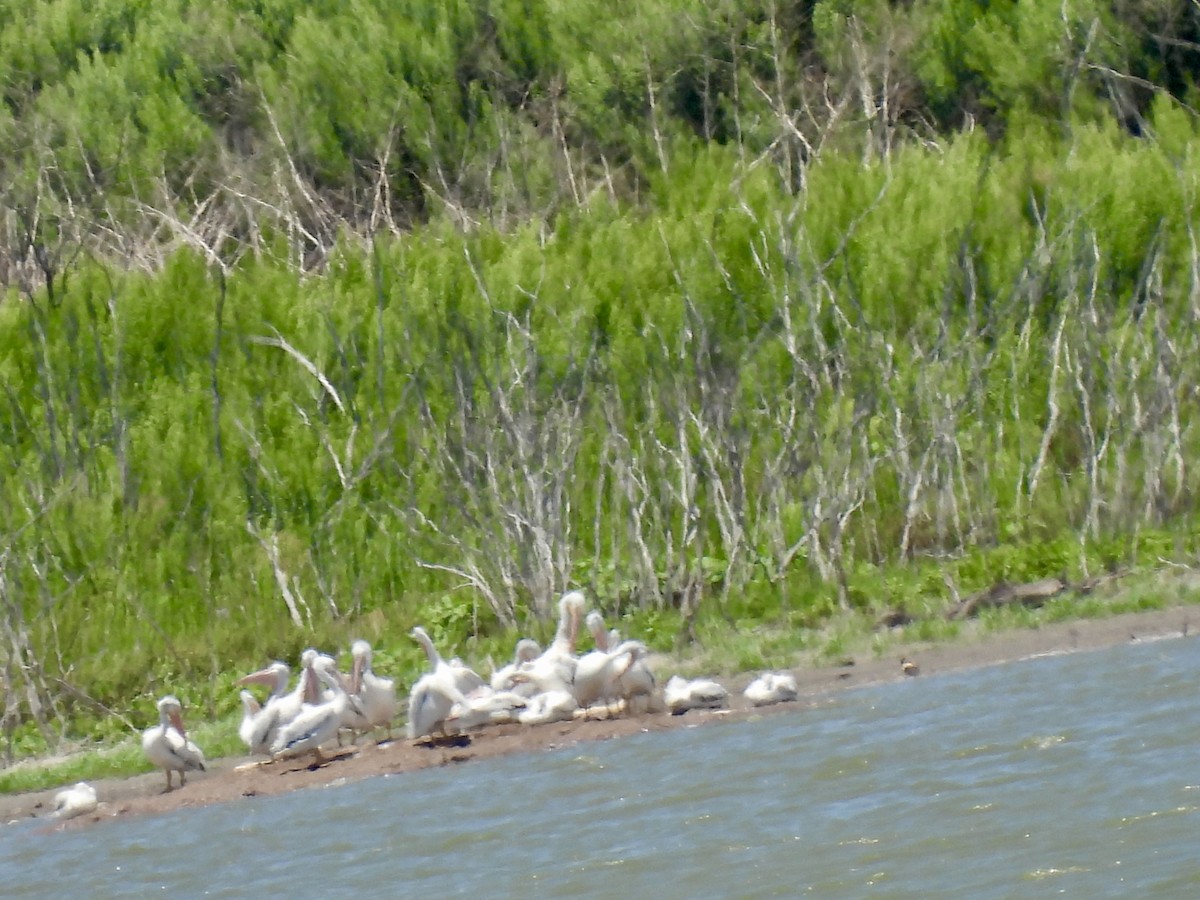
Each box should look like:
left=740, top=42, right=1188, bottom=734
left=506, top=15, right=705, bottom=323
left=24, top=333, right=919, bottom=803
left=664, top=675, right=729, bottom=715
left=743, top=672, right=799, bottom=707
left=52, top=782, right=98, bottom=820
left=446, top=688, right=528, bottom=732
left=518, top=690, right=578, bottom=726
left=142, top=695, right=207, bottom=791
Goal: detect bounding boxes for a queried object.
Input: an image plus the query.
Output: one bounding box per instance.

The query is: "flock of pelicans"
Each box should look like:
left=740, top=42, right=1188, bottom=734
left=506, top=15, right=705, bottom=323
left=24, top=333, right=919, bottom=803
left=51, top=591, right=803, bottom=820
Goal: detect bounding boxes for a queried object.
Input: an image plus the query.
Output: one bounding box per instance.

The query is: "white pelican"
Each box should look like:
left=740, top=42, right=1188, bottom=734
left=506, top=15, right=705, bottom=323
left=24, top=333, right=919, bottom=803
left=743, top=672, right=798, bottom=707
left=490, top=638, right=542, bottom=692
left=410, top=626, right=486, bottom=697
left=518, top=689, right=579, bottom=726
left=664, top=675, right=728, bottom=715
left=406, top=671, right=468, bottom=741
left=238, top=690, right=263, bottom=748
left=270, top=656, right=352, bottom=764
left=510, top=591, right=584, bottom=696
left=573, top=611, right=623, bottom=711
left=610, top=640, right=659, bottom=714
left=52, top=782, right=98, bottom=820
left=449, top=657, right=487, bottom=694
left=304, top=649, right=369, bottom=743
left=349, top=639, right=397, bottom=738
left=446, top=687, right=528, bottom=732
left=142, top=695, right=207, bottom=791
left=236, top=657, right=316, bottom=754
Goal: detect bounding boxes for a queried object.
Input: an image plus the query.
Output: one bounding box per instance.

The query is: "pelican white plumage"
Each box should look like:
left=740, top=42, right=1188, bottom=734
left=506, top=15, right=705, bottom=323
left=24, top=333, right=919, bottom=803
left=517, top=689, right=578, bottom=725
left=349, top=639, right=396, bottom=738
left=406, top=673, right=468, bottom=741
left=270, top=656, right=351, bottom=764
left=449, top=657, right=487, bottom=694
left=573, top=611, right=622, bottom=711
left=238, top=690, right=263, bottom=749
left=490, top=638, right=543, bottom=692
left=610, top=640, right=659, bottom=714
left=664, top=675, right=728, bottom=715
left=743, top=672, right=798, bottom=707
left=511, top=591, right=585, bottom=696
left=52, top=781, right=98, bottom=820
left=410, top=626, right=486, bottom=697
left=446, top=687, right=528, bottom=732
left=236, top=659, right=311, bottom=754
left=142, top=695, right=207, bottom=791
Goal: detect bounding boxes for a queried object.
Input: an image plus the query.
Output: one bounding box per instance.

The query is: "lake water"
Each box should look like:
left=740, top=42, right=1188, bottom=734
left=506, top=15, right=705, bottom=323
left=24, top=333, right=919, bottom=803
left=4, top=636, right=1199, bottom=898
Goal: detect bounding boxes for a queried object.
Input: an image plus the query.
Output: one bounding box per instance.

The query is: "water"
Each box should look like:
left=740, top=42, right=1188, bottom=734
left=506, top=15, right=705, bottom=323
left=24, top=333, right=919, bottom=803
left=5, top=637, right=1200, bottom=898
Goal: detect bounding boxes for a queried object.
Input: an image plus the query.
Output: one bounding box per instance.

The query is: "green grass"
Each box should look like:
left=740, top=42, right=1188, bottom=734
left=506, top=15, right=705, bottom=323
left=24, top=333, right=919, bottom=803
left=7, top=566, right=1200, bottom=796
left=0, top=713, right=244, bottom=795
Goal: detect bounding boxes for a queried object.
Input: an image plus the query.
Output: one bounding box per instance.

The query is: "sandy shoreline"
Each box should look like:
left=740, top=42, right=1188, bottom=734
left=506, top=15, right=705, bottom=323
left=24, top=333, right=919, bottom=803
left=6, top=603, right=1194, bottom=831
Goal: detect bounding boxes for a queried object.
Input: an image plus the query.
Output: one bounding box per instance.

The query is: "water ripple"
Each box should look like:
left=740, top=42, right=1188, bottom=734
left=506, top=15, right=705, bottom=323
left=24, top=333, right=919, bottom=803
left=3, top=636, right=1200, bottom=898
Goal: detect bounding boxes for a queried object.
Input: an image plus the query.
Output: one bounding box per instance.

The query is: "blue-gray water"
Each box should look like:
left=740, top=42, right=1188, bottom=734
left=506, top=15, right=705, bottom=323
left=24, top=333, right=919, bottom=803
left=5, top=637, right=1199, bottom=898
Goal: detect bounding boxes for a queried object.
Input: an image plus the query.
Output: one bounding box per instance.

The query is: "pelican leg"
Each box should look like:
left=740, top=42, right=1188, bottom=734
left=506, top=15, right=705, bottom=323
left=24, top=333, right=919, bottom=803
left=180, top=771, right=187, bottom=787
left=163, top=771, right=174, bottom=793
left=310, top=747, right=325, bottom=767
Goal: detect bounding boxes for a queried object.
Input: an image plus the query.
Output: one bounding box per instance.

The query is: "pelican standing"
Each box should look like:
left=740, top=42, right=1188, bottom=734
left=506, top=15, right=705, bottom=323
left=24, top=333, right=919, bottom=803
left=270, top=656, right=352, bottom=764
left=238, top=690, right=263, bottom=749
left=142, top=695, right=207, bottom=791
left=236, top=659, right=311, bottom=754
left=52, top=782, right=98, bottom=820
left=573, top=611, right=622, bottom=712
left=406, top=671, right=468, bottom=741
left=406, top=625, right=471, bottom=740
left=350, top=639, right=397, bottom=738
left=611, top=640, right=658, bottom=714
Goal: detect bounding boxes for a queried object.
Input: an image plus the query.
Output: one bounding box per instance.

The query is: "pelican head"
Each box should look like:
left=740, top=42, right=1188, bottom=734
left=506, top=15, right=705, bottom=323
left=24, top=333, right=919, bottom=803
left=236, top=660, right=290, bottom=693
left=585, top=610, right=608, bottom=647
left=350, top=639, right=373, bottom=693
left=560, top=591, right=587, bottom=618
left=515, top=638, right=541, bottom=663
left=156, top=695, right=188, bottom=738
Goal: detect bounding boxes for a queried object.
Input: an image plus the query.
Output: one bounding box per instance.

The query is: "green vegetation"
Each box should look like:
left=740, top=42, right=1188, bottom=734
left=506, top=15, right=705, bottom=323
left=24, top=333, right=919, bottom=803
left=3, top=0, right=1200, bottom=779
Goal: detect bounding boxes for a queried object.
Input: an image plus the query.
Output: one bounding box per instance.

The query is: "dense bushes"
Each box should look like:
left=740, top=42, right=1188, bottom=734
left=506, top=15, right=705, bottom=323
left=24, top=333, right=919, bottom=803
left=3, top=1, right=1200, bottom=754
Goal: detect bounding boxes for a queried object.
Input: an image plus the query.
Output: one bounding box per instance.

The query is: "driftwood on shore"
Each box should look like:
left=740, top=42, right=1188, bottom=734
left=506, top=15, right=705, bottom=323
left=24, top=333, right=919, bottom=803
left=944, top=570, right=1130, bottom=620
left=945, top=578, right=1067, bottom=620
left=875, top=570, right=1136, bottom=628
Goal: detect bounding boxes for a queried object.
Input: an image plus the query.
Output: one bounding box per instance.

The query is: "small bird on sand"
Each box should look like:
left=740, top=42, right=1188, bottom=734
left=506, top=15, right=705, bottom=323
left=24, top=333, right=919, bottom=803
left=900, top=657, right=920, bottom=676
